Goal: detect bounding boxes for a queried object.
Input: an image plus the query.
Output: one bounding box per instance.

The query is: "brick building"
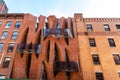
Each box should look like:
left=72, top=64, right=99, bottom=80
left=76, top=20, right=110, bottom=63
left=0, top=0, right=8, bottom=14
left=0, top=13, right=120, bottom=80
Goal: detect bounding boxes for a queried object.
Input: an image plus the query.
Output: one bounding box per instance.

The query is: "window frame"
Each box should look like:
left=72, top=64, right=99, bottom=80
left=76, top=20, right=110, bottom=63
left=113, top=54, right=120, bottom=65
left=89, top=38, right=96, bottom=47
left=2, top=57, right=11, bottom=68
left=116, top=25, right=120, bottom=31
left=15, top=21, right=21, bottom=28
left=7, top=43, right=15, bottom=52
left=92, top=54, right=100, bottom=65
left=5, top=21, right=12, bottom=28
left=104, top=24, right=110, bottom=31
left=108, top=38, right=116, bottom=47
left=95, top=72, right=104, bottom=80
left=0, top=75, right=6, bottom=79
left=86, top=24, right=93, bottom=31
left=1, top=31, right=8, bottom=39
left=0, top=21, right=2, bottom=26
left=118, top=72, right=120, bottom=78
left=0, top=43, right=4, bottom=51
left=11, top=31, right=18, bottom=40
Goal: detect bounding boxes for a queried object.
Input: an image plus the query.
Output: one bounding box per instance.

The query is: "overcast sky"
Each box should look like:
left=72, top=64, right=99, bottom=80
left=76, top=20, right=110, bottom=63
left=4, top=0, right=120, bottom=18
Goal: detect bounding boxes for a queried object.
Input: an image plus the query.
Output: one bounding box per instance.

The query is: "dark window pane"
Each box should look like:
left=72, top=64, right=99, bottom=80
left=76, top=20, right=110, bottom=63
left=92, top=54, right=100, bottom=64
left=118, top=72, right=120, bottom=78
left=104, top=24, right=110, bottom=31
left=15, top=21, right=20, bottom=28
left=108, top=38, right=116, bottom=47
left=116, top=25, right=120, bottom=31
left=96, top=72, right=104, bottom=80
left=7, top=43, right=15, bottom=52
left=113, top=54, right=120, bottom=65
left=2, top=57, right=10, bottom=68
left=89, top=39, right=96, bottom=47
left=86, top=24, right=93, bottom=31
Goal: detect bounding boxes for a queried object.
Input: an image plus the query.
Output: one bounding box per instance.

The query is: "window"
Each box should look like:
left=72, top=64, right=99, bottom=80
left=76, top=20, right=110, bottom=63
left=92, top=54, right=100, bottom=64
left=86, top=24, right=93, bottom=31
left=7, top=43, right=15, bottom=52
left=2, top=57, right=11, bottom=68
left=108, top=38, right=116, bottom=47
left=15, top=21, right=21, bottom=28
left=0, top=21, right=2, bottom=26
left=0, top=75, right=5, bottom=79
left=95, top=72, right=104, bottom=80
left=89, top=38, right=96, bottom=47
left=0, top=43, right=4, bottom=51
left=104, top=24, right=110, bottom=31
left=113, top=54, right=120, bottom=64
left=118, top=72, right=120, bottom=78
left=11, top=31, right=18, bottom=39
left=5, top=21, right=11, bottom=28
left=116, top=25, right=120, bottom=31
left=1, top=31, right=8, bottom=39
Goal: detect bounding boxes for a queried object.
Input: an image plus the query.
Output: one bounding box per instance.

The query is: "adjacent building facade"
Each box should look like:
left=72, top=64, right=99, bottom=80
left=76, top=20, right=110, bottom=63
left=0, top=0, right=8, bottom=14
left=0, top=13, right=120, bottom=80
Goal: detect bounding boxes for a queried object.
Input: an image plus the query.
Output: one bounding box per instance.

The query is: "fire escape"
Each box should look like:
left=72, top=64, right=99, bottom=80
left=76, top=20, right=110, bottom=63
left=16, top=44, right=41, bottom=54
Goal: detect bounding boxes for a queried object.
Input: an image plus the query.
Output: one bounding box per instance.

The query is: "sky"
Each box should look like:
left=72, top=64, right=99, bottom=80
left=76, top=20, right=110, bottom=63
left=4, top=0, right=120, bottom=18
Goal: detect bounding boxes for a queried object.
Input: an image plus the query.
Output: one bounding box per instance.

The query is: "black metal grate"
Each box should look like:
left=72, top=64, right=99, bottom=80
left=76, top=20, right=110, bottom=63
left=54, top=62, right=79, bottom=72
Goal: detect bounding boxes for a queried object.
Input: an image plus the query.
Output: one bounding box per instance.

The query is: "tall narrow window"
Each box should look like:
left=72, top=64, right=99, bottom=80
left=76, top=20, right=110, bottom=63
left=7, top=43, right=15, bottom=52
left=2, top=57, right=11, bottom=68
left=104, top=24, right=110, bottom=31
left=11, top=31, right=18, bottom=40
left=113, top=54, right=120, bottom=65
left=95, top=72, right=104, bottom=80
left=1, top=31, right=8, bottom=39
left=15, top=21, right=21, bottom=28
left=0, top=43, right=4, bottom=51
left=116, top=25, right=120, bottom=31
left=0, top=21, right=2, bottom=26
left=89, top=38, right=96, bottom=47
left=86, top=24, right=93, bottom=31
left=0, top=75, right=5, bottom=79
left=56, top=19, right=60, bottom=37
left=108, top=38, right=116, bottom=47
left=92, top=54, right=100, bottom=64
left=5, top=21, right=11, bottom=28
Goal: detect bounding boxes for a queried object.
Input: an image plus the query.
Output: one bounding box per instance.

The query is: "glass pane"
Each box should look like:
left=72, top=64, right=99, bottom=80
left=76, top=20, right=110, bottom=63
left=15, top=21, right=20, bottom=28
left=5, top=21, right=11, bottom=28
left=7, top=43, right=15, bottom=52
left=12, top=32, right=18, bottom=39
left=0, top=21, right=2, bottom=26
left=0, top=43, right=3, bottom=51
left=1, top=31, right=8, bottom=39
left=0, top=75, right=5, bottom=79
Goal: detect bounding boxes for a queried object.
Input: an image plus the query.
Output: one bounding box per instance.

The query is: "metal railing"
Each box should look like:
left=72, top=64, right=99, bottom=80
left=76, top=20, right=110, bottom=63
left=43, top=28, right=73, bottom=38
left=16, top=44, right=41, bottom=54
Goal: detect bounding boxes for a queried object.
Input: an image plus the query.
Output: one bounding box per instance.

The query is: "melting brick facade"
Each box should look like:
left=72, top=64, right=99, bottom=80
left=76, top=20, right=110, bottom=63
left=0, top=14, right=81, bottom=80
left=0, top=13, right=120, bottom=80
